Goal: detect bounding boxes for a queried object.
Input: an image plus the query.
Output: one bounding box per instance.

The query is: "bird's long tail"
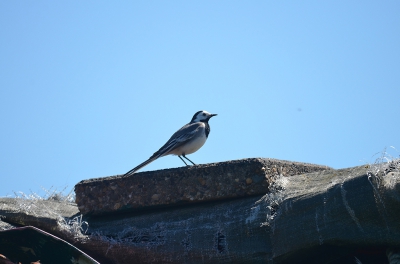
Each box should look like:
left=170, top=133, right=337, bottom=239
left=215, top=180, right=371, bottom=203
left=124, top=156, right=158, bottom=176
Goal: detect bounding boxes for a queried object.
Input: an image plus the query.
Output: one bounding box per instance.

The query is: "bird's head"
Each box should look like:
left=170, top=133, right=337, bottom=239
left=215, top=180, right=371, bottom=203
left=191, top=110, right=217, bottom=123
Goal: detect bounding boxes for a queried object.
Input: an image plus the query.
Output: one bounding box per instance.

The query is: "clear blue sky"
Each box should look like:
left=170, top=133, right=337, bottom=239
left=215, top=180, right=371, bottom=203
left=1, top=1, right=399, bottom=197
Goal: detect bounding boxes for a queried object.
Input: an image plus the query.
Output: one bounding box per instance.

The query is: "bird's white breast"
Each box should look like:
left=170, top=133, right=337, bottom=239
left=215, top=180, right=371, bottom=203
left=170, top=123, right=207, bottom=155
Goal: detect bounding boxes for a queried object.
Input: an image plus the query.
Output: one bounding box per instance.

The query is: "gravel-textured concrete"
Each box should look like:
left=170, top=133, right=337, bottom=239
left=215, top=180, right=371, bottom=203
left=74, top=158, right=330, bottom=216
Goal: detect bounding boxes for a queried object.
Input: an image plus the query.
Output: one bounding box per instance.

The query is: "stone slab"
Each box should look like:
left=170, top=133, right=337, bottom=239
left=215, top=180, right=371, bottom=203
left=84, top=195, right=271, bottom=264
left=74, top=158, right=330, bottom=216
left=2, top=160, right=400, bottom=263
left=0, top=198, right=80, bottom=231
left=269, top=164, right=400, bottom=263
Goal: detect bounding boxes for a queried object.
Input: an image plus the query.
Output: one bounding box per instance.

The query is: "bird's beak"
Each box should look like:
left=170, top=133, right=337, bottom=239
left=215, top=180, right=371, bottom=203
left=211, top=114, right=217, bottom=117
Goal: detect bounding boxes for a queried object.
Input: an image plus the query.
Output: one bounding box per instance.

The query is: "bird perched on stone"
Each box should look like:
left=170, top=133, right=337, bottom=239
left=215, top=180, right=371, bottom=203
left=125, top=110, right=217, bottom=175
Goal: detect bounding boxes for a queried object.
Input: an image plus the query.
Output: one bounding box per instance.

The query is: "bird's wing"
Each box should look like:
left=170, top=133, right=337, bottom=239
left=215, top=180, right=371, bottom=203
left=153, top=122, right=202, bottom=157
left=124, top=123, right=202, bottom=176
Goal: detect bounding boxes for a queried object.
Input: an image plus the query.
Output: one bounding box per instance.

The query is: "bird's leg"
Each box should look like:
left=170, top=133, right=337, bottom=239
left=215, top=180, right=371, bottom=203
left=182, top=154, right=196, bottom=165
left=178, top=155, right=189, bottom=166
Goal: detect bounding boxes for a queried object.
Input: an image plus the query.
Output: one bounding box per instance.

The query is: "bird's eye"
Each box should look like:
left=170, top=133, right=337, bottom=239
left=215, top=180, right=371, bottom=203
left=202, top=113, right=206, bottom=116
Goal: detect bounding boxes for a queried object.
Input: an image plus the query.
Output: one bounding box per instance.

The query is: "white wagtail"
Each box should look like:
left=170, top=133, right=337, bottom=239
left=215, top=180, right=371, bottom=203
left=125, top=110, right=217, bottom=175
